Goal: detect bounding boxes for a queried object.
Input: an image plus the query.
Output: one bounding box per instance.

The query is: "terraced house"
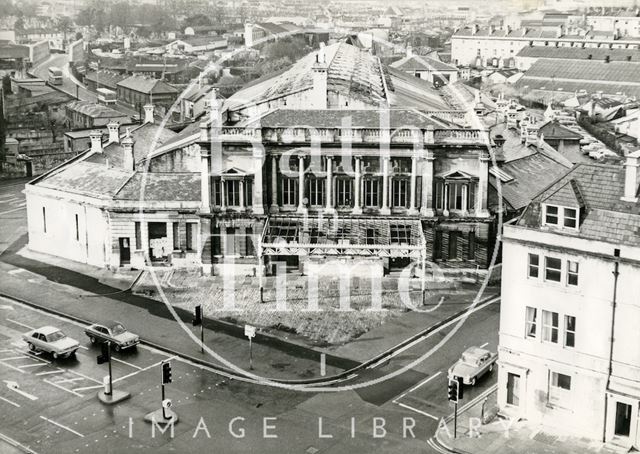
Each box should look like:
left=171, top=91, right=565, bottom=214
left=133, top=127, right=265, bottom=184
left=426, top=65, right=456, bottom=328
left=25, top=42, right=497, bottom=279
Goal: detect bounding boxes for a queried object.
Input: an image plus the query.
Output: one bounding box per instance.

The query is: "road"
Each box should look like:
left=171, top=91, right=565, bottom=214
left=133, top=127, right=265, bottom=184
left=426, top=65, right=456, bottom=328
left=0, top=181, right=500, bottom=453
left=0, top=178, right=29, bottom=256
left=29, top=54, right=138, bottom=118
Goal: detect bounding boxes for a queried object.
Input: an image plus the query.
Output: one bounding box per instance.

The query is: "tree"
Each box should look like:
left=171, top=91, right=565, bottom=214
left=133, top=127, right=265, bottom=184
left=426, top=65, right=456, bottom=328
left=184, top=13, right=211, bottom=27
left=57, top=16, right=74, bottom=45
left=2, top=75, right=11, bottom=96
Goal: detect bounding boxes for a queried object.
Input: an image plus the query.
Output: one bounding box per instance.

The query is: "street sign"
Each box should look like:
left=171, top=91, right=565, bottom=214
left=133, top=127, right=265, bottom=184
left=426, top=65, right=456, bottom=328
left=244, top=324, right=256, bottom=339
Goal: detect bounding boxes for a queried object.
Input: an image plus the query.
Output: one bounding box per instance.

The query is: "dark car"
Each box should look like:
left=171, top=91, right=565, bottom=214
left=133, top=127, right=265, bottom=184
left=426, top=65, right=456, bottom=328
left=84, top=321, right=139, bottom=352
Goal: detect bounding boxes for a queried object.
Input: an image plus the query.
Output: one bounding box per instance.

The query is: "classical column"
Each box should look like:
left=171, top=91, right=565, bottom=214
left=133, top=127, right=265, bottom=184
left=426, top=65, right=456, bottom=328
left=420, top=155, right=435, bottom=217
left=200, top=147, right=210, bottom=213
left=253, top=153, right=264, bottom=215
left=476, top=153, right=490, bottom=217
left=220, top=178, right=226, bottom=210
left=239, top=179, right=245, bottom=210
left=443, top=183, right=449, bottom=217
left=381, top=157, right=390, bottom=215
left=408, top=156, right=418, bottom=215
left=460, top=184, right=467, bottom=212
left=270, top=156, right=279, bottom=213
left=325, top=156, right=334, bottom=213
left=353, top=157, right=362, bottom=215
left=297, top=155, right=306, bottom=213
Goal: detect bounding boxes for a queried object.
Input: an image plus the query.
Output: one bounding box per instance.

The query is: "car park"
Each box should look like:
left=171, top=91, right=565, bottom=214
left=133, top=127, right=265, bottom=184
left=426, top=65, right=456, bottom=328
left=448, top=346, right=497, bottom=386
left=22, top=326, right=80, bottom=359
left=84, top=321, right=140, bottom=351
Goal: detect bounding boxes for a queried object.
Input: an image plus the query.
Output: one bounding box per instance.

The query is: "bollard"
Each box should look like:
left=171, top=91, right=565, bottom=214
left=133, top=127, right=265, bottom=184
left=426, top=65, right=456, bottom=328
left=103, top=375, right=111, bottom=395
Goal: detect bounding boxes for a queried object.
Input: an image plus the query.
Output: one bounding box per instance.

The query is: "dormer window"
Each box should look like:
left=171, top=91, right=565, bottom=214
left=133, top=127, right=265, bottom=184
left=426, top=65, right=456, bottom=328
left=544, top=205, right=559, bottom=225
left=543, top=204, right=579, bottom=230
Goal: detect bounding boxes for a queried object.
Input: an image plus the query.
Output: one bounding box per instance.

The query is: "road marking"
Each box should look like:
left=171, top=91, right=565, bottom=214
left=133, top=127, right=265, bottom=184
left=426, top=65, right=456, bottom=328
left=39, top=416, right=84, bottom=438
left=18, top=363, right=48, bottom=369
left=0, top=206, right=26, bottom=216
left=112, top=357, right=142, bottom=370
left=72, top=384, right=103, bottom=392
left=398, top=371, right=443, bottom=399
left=36, top=369, right=65, bottom=376
left=479, top=342, right=489, bottom=348
left=7, top=269, right=24, bottom=275
left=78, top=345, right=89, bottom=350
left=66, top=370, right=102, bottom=384
left=6, top=318, right=34, bottom=330
left=0, top=356, right=30, bottom=361
left=3, top=380, right=38, bottom=400
left=0, top=395, right=20, bottom=408
left=51, top=377, right=85, bottom=384
left=0, top=304, right=15, bottom=310
left=0, top=432, right=38, bottom=454
left=42, top=379, right=84, bottom=397
left=395, top=401, right=439, bottom=421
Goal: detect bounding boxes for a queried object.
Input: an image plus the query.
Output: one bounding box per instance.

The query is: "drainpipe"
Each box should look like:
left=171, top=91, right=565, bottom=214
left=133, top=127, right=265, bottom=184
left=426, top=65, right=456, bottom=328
left=602, top=253, right=620, bottom=442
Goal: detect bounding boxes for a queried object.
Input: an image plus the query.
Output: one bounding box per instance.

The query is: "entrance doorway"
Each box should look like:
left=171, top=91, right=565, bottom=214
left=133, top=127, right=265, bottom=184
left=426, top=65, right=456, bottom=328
left=506, top=372, right=521, bottom=406
left=119, top=237, right=130, bottom=265
left=148, top=222, right=168, bottom=262
left=615, top=402, right=632, bottom=437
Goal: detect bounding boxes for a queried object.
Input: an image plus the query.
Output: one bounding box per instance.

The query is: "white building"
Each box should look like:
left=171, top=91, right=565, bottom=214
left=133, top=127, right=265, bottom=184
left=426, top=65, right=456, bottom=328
left=498, top=155, right=640, bottom=449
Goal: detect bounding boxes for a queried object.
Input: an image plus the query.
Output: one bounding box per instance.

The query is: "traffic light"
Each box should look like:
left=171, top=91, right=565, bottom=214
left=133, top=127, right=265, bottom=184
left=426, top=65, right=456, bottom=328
left=448, top=378, right=459, bottom=403
left=192, top=305, right=202, bottom=327
left=97, top=342, right=110, bottom=365
left=162, top=361, right=172, bottom=384
left=457, top=376, right=464, bottom=400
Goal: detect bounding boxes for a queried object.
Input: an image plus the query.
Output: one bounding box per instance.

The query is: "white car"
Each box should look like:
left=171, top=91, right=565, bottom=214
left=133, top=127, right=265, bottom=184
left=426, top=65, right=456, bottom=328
left=22, top=326, right=80, bottom=359
left=448, top=347, right=497, bottom=386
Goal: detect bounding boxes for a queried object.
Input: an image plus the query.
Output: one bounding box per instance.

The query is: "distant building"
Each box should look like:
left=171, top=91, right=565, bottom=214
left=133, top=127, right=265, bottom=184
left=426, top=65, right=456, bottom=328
left=391, top=47, right=459, bottom=86
left=180, top=83, right=218, bottom=121
left=498, top=156, right=640, bottom=449
left=65, top=101, right=130, bottom=130
left=116, top=76, right=179, bottom=114
left=515, top=45, right=640, bottom=71
left=537, top=120, right=583, bottom=155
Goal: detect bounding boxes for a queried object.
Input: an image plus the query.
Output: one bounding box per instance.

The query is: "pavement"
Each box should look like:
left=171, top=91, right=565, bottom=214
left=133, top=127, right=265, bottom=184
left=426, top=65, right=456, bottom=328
left=0, top=178, right=29, bottom=256
left=434, top=386, right=620, bottom=454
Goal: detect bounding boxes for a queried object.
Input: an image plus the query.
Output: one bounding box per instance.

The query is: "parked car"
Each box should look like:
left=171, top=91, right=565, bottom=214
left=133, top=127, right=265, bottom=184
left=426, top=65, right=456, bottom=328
left=22, top=326, right=80, bottom=359
left=84, top=321, right=139, bottom=351
left=448, top=346, right=497, bottom=386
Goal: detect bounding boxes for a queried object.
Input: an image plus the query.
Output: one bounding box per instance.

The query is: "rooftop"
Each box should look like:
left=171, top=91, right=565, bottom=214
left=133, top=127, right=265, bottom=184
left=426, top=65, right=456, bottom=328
left=116, top=76, right=179, bottom=95
left=114, top=172, right=200, bottom=201
left=519, top=163, right=640, bottom=247
left=66, top=101, right=129, bottom=120
left=390, top=54, right=458, bottom=73
left=516, top=45, right=640, bottom=62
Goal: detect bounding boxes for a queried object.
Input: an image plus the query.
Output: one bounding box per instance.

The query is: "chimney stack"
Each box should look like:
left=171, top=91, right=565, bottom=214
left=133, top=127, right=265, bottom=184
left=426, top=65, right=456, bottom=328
left=244, top=22, right=254, bottom=48
left=143, top=104, right=155, bottom=124
left=622, top=150, right=640, bottom=202
left=122, top=130, right=135, bottom=171
left=311, top=42, right=328, bottom=109
left=90, top=130, right=102, bottom=154
left=107, top=121, right=120, bottom=143
left=406, top=44, right=413, bottom=58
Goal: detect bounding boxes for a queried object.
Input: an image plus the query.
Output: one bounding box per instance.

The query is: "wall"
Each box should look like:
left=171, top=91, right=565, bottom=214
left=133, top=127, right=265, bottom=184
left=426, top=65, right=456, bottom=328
left=498, top=224, right=640, bottom=444
left=26, top=187, right=109, bottom=267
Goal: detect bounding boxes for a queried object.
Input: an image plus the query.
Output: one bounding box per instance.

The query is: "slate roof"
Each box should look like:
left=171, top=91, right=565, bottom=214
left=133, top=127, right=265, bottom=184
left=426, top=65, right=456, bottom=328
left=489, top=146, right=573, bottom=210
left=538, top=121, right=583, bottom=140
left=85, top=122, right=178, bottom=168
left=0, top=43, right=29, bottom=59
left=257, top=109, right=448, bottom=129
left=37, top=161, right=133, bottom=199
left=390, top=54, right=458, bottom=73
left=516, top=45, right=640, bottom=62
left=518, top=163, right=640, bottom=246
left=66, top=101, right=129, bottom=120
left=114, top=173, right=200, bottom=201
left=516, top=58, right=640, bottom=98
left=116, top=76, right=179, bottom=95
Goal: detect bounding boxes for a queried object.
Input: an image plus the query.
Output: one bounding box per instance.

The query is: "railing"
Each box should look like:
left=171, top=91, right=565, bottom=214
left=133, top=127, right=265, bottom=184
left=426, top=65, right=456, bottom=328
left=209, top=126, right=489, bottom=146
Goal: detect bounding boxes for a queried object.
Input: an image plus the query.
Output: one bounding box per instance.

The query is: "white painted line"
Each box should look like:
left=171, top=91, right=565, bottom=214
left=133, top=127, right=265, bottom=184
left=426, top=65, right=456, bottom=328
left=72, top=384, right=103, bottom=392
left=0, top=206, right=26, bottom=216
left=78, top=345, right=89, bottom=350
left=3, top=381, right=38, bottom=400
left=18, top=363, right=47, bottom=369
left=51, top=377, right=85, bottom=384
left=401, top=371, right=443, bottom=398
left=7, top=269, right=24, bottom=275
left=0, top=395, right=20, bottom=408
left=112, top=357, right=142, bottom=370
left=0, top=356, right=29, bottom=361
left=0, top=431, right=37, bottom=454
left=42, top=379, right=84, bottom=397
left=5, top=318, right=34, bottom=330
left=395, top=401, right=439, bottom=421
left=66, top=370, right=102, bottom=384
left=35, top=369, right=65, bottom=376
left=479, top=342, right=489, bottom=348
left=0, top=349, right=14, bottom=353
left=0, top=362, right=25, bottom=373
left=39, top=416, right=85, bottom=438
